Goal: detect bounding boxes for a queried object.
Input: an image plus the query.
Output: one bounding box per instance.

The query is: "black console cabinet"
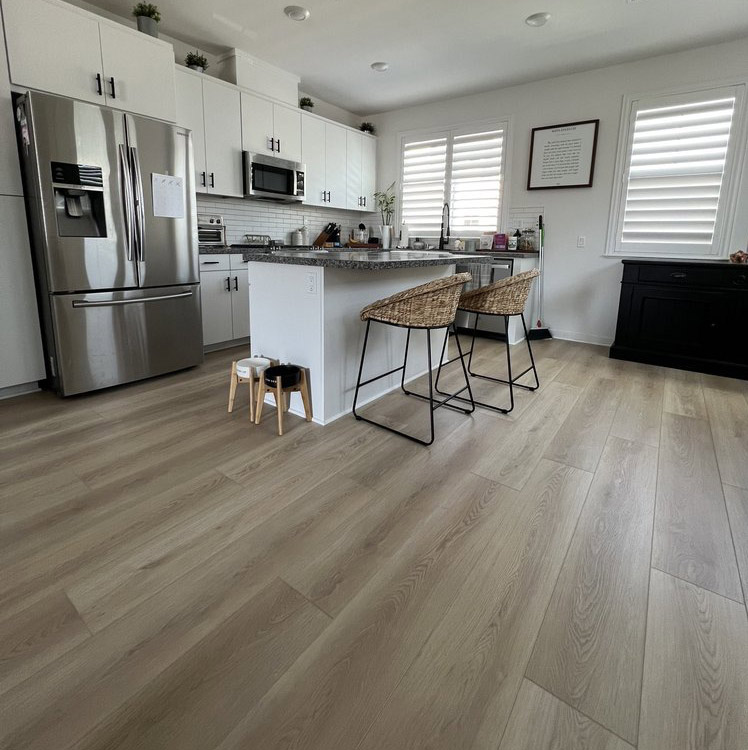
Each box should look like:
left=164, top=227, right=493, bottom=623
left=610, top=259, right=748, bottom=380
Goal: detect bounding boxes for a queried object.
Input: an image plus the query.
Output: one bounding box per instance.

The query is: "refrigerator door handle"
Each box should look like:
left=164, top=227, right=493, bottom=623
left=129, top=145, right=146, bottom=264
left=72, top=291, right=194, bottom=308
left=118, top=144, right=135, bottom=261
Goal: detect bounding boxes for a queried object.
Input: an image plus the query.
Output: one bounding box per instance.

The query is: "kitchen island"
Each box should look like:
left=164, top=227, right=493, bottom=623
left=248, top=250, right=489, bottom=425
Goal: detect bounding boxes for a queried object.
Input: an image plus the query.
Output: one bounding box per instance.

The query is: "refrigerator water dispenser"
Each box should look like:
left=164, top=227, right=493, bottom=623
left=51, top=161, right=107, bottom=237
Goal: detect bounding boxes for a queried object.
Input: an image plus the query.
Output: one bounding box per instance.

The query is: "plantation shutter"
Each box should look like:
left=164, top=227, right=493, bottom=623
left=401, top=136, right=448, bottom=236
left=614, top=89, right=741, bottom=256
left=449, top=128, right=504, bottom=234
left=400, top=123, right=506, bottom=238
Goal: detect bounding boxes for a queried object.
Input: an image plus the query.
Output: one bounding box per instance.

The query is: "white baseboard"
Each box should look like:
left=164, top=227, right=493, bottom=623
left=0, top=381, right=40, bottom=400
left=549, top=329, right=614, bottom=347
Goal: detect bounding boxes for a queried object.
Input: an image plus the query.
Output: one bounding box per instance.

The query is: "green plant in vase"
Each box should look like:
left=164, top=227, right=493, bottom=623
left=373, top=181, right=396, bottom=248
left=132, top=3, right=160, bottom=37
left=185, top=51, right=209, bottom=72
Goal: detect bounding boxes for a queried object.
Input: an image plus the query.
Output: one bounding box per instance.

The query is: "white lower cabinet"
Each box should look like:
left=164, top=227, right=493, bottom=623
left=200, top=255, right=250, bottom=347
left=0, top=196, right=45, bottom=390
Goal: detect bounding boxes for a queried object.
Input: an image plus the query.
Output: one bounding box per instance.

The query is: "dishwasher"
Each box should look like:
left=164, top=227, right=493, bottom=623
left=455, top=257, right=514, bottom=337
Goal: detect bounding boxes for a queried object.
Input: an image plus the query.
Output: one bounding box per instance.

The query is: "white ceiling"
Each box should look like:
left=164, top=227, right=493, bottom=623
left=86, top=0, right=748, bottom=114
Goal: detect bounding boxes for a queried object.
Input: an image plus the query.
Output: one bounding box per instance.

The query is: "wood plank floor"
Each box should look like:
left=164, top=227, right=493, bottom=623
left=1, top=339, right=747, bottom=749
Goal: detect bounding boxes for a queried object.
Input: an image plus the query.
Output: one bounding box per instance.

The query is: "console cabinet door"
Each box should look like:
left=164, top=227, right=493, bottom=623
left=174, top=68, right=208, bottom=193
left=200, top=270, right=233, bottom=346
left=99, top=22, right=176, bottom=121
left=3, top=0, right=104, bottom=105
left=203, top=79, right=243, bottom=197
left=272, top=103, right=302, bottom=162
left=301, top=114, right=326, bottom=207
left=241, top=92, right=275, bottom=156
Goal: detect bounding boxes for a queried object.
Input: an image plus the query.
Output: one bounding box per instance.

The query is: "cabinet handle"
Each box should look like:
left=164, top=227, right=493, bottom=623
left=225, top=277, right=231, bottom=292
left=95, top=73, right=103, bottom=96
left=201, top=260, right=220, bottom=265
left=276, top=138, right=281, bottom=153
left=200, top=171, right=207, bottom=187
left=108, top=76, right=116, bottom=99
left=326, top=191, right=331, bottom=203
left=233, top=276, right=239, bottom=291
left=209, top=173, right=215, bottom=188
left=363, top=196, right=367, bottom=207
left=670, top=272, right=687, bottom=279
left=267, top=137, right=275, bottom=152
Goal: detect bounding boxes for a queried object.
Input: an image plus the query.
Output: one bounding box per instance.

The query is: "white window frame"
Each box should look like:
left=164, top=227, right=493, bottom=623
left=605, top=81, right=747, bottom=259
left=398, top=117, right=511, bottom=239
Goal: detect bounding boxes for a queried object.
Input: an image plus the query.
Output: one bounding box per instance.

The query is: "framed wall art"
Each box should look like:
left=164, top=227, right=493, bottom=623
left=527, top=119, right=600, bottom=190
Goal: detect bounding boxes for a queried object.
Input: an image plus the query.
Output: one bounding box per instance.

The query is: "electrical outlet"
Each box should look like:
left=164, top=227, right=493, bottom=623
left=305, top=272, right=316, bottom=294
left=577, top=235, right=586, bottom=248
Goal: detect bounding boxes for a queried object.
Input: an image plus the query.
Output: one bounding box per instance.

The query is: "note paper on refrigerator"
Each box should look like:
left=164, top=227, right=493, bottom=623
left=151, top=173, right=185, bottom=218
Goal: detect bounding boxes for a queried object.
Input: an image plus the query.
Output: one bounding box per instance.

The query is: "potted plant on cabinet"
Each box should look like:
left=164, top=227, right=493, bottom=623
left=373, top=181, right=396, bottom=249
left=299, top=96, right=315, bottom=111
left=359, top=122, right=376, bottom=135
left=185, top=51, right=209, bottom=73
left=132, top=3, right=161, bottom=37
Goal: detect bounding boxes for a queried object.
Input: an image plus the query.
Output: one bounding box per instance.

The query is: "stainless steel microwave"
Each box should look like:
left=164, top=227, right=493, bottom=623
left=243, top=152, right=305, bottom=203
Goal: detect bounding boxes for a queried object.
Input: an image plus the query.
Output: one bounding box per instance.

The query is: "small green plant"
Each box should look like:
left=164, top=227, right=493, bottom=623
left=185, top=51, right=208, bottom=71
left=299, top=96, right=315, bottom=109
left=359, top=122, right=376, bottom=135
left=373, top=181, right=396, bottom=225
left=132, top=3, right=160, bottom=22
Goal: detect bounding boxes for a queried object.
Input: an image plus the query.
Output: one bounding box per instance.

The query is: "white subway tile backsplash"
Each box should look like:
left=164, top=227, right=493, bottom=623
left=197, top=195, right=377, bottom=245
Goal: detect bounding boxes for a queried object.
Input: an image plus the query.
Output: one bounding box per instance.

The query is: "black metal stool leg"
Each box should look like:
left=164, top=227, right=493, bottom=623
left=520, top=313, right=540, bottom=390
left=504, top=316, right=515, bottom=413
left=352, top=319, right=372, bottom=419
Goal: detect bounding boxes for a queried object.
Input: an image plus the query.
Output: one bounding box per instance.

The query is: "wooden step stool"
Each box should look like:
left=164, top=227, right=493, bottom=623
left=255, top=364, right=312, bottom=435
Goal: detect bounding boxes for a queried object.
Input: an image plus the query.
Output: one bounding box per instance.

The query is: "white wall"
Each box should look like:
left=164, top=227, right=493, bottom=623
left=369, top=38, right=748, bottom=346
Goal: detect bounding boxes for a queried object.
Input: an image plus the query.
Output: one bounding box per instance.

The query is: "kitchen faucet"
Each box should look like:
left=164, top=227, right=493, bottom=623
left=438, top=202, right=450, bottom=251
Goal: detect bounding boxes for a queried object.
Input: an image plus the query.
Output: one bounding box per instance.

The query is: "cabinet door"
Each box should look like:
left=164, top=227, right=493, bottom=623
left=346, top=130, right=363, bottom=211
left=231, top=269, right=250, bottom=339
left=325, top=123, right=348, bottom=209
left=174, top=68, right=208, bottom=193
left=0, top=196, right=45, bottom=388
left=203, top=79, right=243, bottom=198
left=301, top=114, right=326, bottom=207
left=200, top=271, right=234, bottom=346
left=273, top=104, right=302, bottom=162
left=3, top=0, right=104, bottom=105
left=361, top=135, right=377, bottom=212
left=99, top=23, right=176, bottom=121
left=241, top=92, right=275, bottom=156
left=0, top=17, right=22, bottom=196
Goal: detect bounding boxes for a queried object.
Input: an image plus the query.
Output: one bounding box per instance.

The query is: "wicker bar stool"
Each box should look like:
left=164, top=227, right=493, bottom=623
left=352, top=273, right=474, bottom=446
left=437, top=268, right=540, bottom=414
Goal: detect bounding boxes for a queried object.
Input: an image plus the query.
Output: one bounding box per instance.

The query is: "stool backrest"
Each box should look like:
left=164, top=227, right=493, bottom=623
left=460, top=268, right=540, bottom=316
left=361, top=272, right=472, bottom=328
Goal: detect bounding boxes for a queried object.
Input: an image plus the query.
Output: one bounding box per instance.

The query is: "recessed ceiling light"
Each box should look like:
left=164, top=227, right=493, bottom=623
left=284, top=5, right=310, bottom=21
left=525, top=12, right=551, bottom=26
left=371, top=62, right=389, bottom=72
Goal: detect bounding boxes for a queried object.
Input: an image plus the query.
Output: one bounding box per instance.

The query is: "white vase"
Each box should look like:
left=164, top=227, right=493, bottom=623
left=379, top=225, right=393, bottom=249
left=136, top=16, right=159, bottom=37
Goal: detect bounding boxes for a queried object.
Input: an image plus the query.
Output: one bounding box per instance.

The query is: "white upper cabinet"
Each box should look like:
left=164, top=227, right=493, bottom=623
left=3, top=0, right=104, bottom=105
left=0, top=15, right=22, bottom=196
left=202, top=78, right=243, bottom=198
left=174, top=68, right=208, bottom=194
left=325, top=123, right=348, bottom=209
left=346, top=130, right=363, bottom=210
left=3, top=0, right=176, bottom=122
left=241, top=92, right=302, bottom=163
left=301, top=114, right=326, bottom=207
left=272, top=104, right=302, bottom=163
left=361, top=135, right=377, bottom=211
left=98, top=23, right=176, bottom=121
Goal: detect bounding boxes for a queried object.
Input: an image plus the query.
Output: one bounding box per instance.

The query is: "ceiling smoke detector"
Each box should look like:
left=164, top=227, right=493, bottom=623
left=284, top=5, right=310, bottom=21
left=525, top=12, right=551, bottom=26
left=370, top=62, right=390, bottom=72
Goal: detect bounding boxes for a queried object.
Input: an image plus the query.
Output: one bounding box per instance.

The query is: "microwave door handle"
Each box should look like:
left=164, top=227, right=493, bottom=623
left=118, top=144, right=135, bottom=261
left=129, top=146, right=146, bottom=263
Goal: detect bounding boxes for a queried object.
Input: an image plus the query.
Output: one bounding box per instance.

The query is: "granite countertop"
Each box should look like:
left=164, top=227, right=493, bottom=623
left=449, top=250, right=540, bottom=260
left=247, top=249, right=492, bottom=270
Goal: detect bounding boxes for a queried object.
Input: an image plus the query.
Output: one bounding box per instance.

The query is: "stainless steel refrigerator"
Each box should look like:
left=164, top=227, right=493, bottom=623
left=15, top=91, right=203, bottom=396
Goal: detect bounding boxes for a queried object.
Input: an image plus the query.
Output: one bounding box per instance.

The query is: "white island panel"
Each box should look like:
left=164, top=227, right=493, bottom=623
left=249, top=261, right=453, bottom=425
